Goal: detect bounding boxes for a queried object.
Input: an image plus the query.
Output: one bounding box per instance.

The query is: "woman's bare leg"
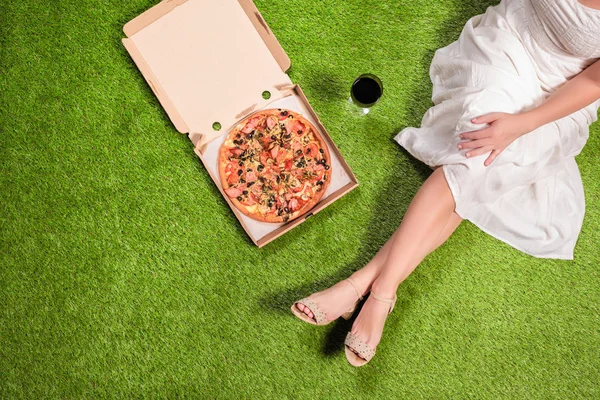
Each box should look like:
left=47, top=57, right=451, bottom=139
left=297, top=167, right=462, bottom=321
left=354, top=165, right=458, bottom=289
left=371, top=167, right=457, bottom=294
left=347, top=209, right=461, bottom=293
left=347, top=167, right=458, bottom=355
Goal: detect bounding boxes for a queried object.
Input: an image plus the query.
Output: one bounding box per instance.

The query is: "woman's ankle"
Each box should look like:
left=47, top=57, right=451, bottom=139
left=348, top=271, right=375, bottom=297
left=370, top=279, right=398, bottom=299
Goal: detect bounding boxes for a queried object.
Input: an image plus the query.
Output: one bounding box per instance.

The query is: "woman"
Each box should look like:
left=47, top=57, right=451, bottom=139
left=291, top=0, right=600, bottom=367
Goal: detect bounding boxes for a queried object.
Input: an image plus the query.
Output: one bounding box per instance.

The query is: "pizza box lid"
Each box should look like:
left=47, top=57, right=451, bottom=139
left=122, top=0, right=293, bottom=147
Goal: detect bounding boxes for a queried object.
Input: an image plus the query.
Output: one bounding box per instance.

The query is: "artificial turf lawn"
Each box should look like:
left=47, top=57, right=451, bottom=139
left=1, top=0, right=599, bottom=397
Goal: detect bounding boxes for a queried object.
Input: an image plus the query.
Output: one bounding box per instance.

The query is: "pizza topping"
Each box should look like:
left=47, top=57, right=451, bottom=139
left=278, top=110, right=289, bottom=120
left=289, top=198, right=299, bottom=211
left=246, top=171, right=257, bottom=182
left=241, top=196, right=256, bottom=206
left=270, top=145, right=279, bottom=160
left=231, top=148, right=244, bottom=157
left=276, top=149, right=288, bottom=165
left=220, top=108, right=331, bottom=223
left=304, top=143, right=319, bottom=159
left=267, top=115, right=277, bottom=129
left=292, top=141, right=303, bottom=155
left=226, top=173, right=238, bottom=185
left=291, top=120, right=305, bottom=134
left=242, top=124, right=253, bottom=134
left=225, top=161, right=236, bottom=174
left=225, top=187, right=243, bottom=198
left=291, top=181, right=308, bottom=193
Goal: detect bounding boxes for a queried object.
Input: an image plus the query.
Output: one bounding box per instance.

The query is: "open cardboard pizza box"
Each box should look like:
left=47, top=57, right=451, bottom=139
left=122, top=0, right=359, bottom=247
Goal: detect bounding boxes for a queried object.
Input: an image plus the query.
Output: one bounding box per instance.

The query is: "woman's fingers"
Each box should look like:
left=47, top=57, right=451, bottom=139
left=484, top=149, right=502, bottom=166
left=464, top=145, right=494, bottom=158
left=458, top=138, right=492, bottom=149
left=471, top=112, right=503, bottom=124
left=460, top=128, right=490, bottom=140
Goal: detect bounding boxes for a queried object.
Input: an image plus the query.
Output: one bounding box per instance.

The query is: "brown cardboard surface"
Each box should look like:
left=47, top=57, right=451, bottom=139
left=123, top=0, right=359, bottom=247
left=237, top=0, right=291, bottom=73
left=123, top=0, right=189, bottom=37
left=123, top=0, right=292, bottom=147
left=124, top=0, right=290, bottom=73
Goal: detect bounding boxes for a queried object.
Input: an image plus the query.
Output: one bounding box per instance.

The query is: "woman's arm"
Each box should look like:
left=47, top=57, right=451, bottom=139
left=458, top=59, right=600, bottom=166
left=523, top=60, right=600, bottom=128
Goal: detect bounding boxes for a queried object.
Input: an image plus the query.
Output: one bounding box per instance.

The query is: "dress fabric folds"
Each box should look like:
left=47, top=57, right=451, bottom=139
left=394, top=0, right=600, bottom=259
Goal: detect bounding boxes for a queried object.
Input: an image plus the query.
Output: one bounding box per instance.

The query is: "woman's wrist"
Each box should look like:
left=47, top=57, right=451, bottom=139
left=518, top=109, right=545, bottom=134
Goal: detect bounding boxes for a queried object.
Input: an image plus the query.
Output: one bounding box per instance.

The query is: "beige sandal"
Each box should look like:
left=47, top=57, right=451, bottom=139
left=344, top=292, right=396, bottom=367
left=290, top=278, right=365, bottom=326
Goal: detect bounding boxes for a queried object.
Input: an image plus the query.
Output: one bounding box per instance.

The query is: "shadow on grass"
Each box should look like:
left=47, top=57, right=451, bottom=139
left=258, top=0, right=495, bottom=360
left=307, top=71, right=348, bottom=103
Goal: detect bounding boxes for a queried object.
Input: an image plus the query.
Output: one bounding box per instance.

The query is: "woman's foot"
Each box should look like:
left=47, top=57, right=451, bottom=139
left=345, top=291, right=396, bottom=366
left=293, top=275, right=370, bottom=325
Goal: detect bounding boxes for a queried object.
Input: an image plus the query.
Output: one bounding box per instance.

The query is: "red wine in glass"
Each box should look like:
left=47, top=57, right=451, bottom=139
left=349, top=74, right=383, bottom=114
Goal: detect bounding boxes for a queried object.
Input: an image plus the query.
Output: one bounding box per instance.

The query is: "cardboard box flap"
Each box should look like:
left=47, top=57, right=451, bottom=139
left=122, top=0, right=293, bottom=145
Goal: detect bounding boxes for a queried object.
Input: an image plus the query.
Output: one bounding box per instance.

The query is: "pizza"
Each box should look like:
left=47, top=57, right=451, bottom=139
left=218, top=108, right=332, bottom=223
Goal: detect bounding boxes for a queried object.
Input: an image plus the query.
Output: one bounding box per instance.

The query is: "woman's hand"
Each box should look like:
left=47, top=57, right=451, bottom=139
left=459, top=61, right=600, bottom=167
left=458, top=112, right=535, bottom=166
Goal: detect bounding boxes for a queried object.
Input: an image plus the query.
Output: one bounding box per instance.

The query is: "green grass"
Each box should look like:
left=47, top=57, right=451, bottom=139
left=1, top=0, right=599, bottom=398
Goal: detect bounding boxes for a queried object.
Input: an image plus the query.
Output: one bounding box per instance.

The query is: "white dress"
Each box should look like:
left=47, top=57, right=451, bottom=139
left=394, top=0, right=600, bottom=259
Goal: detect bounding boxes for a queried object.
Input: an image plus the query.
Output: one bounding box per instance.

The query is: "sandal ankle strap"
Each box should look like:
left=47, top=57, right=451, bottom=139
left=345, top=278, right=364, bottom=301
left=371, top=292, right=397, bottom=314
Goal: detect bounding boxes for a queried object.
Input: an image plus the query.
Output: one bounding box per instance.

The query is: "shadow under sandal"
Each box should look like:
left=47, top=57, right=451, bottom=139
left=344, top=292, right=397, bottom=367
left=290, top=278, right=365, bottom=326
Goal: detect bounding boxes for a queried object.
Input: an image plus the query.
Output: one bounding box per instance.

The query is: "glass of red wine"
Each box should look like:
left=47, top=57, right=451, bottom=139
left=348, top=73, right=383, bottom=115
